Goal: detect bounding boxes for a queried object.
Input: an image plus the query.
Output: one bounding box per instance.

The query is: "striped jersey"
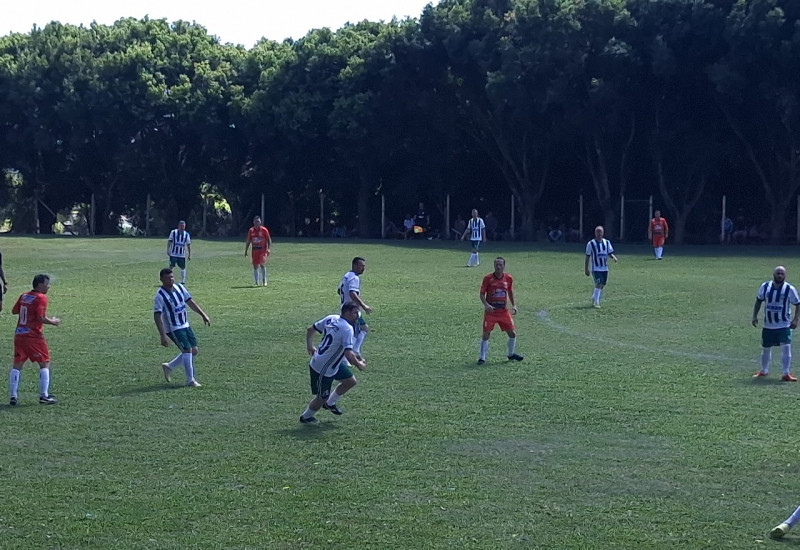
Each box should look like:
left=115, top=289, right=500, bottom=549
left=467, top=217, right=485, bottom=241
left=757, top=281, right=800, bottom=329
left=585, top=238, right=614, bottom=272
left=338, top=271, right=361, bottom=307
left=167, top=229, right=191, bottom=258
left=309, top=314, right=355, bottom=377
left=154, top=284, right=192, bottom=332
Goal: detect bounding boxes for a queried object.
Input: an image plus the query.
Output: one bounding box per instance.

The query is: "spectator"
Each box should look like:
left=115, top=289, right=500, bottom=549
left=485, top=212, right=498, bottom=240
left=722, top=216, right=734, bottom=244
left=403, top=214, right=415, bottom=240
left=548, top=225, right=564, bottom=243
left=415, top=203, right=429, bottom=231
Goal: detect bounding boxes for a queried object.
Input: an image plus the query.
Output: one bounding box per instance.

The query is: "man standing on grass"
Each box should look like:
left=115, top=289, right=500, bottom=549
left=752, top=265, right=800, bottom=381
left=154, top=268, right=211, bottom=388
left=478, top=257, right=523, bottom=365
left=648, top=210, right=669, bottom=260
left=585, top=225, right=618, bottom=309
left=167, top=220, right=191, bottom=284
left=0, top=249, right=7, bottom=312
left=338, top=257, right=372, bottom=358
left=244, top=216, right=272, bottom=286
left=300, top=303, right=367, bottom=424
left=461, top=209, right=486, bottom=267
left=9, top=274, right=60, bottom=405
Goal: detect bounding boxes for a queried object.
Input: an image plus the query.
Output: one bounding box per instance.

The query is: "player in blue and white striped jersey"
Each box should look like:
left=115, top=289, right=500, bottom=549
left=752, top=266, right=800, bottom=381
left=167, top=221, right=192, bottom=284
left=584, top=226, right=618, bottom=308
left=460, top=209, right=486, bottom=267
left=153, top=268, right=210, bottom=387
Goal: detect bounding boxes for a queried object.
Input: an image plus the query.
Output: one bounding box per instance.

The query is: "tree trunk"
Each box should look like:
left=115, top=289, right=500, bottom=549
left=768, top=199, right=790, bottom=244
left=602, top=210, right=616, bottom=240
left=357, top=173, right=372, bottom=238
left=672, top=213, right=688, bottom=245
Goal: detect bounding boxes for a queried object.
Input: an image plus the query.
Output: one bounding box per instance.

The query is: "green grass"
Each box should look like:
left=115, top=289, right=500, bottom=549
left=0, top=236, right=798, bottom=548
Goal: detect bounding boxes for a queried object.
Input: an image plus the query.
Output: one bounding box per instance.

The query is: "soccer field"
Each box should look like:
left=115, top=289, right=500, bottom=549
left=0, top=236, right=797, bottom=549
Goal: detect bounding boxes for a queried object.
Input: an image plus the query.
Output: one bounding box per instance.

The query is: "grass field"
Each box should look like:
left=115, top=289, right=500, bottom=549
left=1, top=236, right=799, bottom=549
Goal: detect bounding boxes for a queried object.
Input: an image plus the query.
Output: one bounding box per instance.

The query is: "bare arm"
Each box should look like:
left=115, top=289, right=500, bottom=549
left=0, top=264, right=6, bottom=294
left=186, top=298, right=210, bottom=325
left=306, top=325, right=319, bottom=355
left=480, top=291, right=494, bottom=313
left=610, top=254, right=618, bottom=263
left=752, top=299, right=763, bottom=326
left=344, top=349, right=367, bottom=370
left=245, top=235, right=251, bottom=256
left=792, top=303, right=800, bottom=330
left=461, top=228, right=469, bottom=240
left=350, top=291, right=372, bottom=314
left=187, top=243, right=191, bottom=261
left=584, top=255, right=591, bottom=276
left=154, top=312, right=170, bottom=346
left=507, top=289, right=518, bottom=314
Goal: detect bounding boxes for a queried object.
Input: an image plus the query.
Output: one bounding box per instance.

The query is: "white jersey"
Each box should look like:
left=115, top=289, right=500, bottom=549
left=154, top=284, right=192, bottom=332
left=467, top=217, right=485, bottom=241
left=167, top=229, right=191, bottom=258
left=585, top=238, right=614, bottom=272
left=338, top=271, right=361, bottom=307
left=757, top=281, right=800, bottom=329
left=309, top=315, right=355, bottom=377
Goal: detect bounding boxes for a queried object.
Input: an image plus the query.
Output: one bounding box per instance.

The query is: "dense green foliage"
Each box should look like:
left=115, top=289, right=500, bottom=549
left=1, top=236, right=798, bottom=548
left=1, top=1, right=799, bottom=241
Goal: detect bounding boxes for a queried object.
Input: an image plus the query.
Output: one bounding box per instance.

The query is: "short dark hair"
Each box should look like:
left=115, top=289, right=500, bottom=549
left=495, top=256, right=506, bottom=265
left=32, top=274, right=50, bottom=288
left=341, top=303, right=360, bottom=316
left=159, top=268, right=173, bottom=279
left=352, top=256, right=365, bottom=266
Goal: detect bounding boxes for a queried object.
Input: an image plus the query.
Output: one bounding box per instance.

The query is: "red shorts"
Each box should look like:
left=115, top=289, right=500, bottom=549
left=13, top=336, right=50, bottom=364
left=251, top=249, right=269, bottom=266
left=483, top=308, right=514, bottom=332
left=652, top=236, right=665, bottom=247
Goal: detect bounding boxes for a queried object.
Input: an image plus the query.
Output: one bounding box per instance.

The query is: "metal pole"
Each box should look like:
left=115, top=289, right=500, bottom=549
left=34, top=198, right=40, bottom=234
left=649, top=195, right=653, bottom=222
left=445, top=194, right=451, bottom=239
left=90, top=193, right=96, bottom=236
left=146, top=194, right=151, bottom=236
left=619, top=194, right=625, bottom=240
left=381, top=194, right=386, bottom=239
left=261, top=193, right=265, bottom=223
left=796, top=195, right=799, bottom=243
left=579, top=194, right=584, bottom=241
left=319, top=192, right=324, bottom=236
left=721, top=195, right=726, bottom=243
left=510, top=195, right=515, bottom=240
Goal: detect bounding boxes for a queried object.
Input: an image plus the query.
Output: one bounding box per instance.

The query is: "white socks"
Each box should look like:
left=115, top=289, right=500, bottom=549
left=9, top=368, right=20, bottom=398
left=167, top=354, right=183, bottom=369
left=355, top=331, right=367, bottom=354
left=479, top=340, right=489, bottom=360
left=467, top=253, right=480, bottom=266
left=507, top=337, right=517, bottom=356
left=39, top=368, right=50, bottom=397
left=592, top=288, right=602, bottom=305
left=180, top=269, right=187, bottom=283
left=761, top=348, right=772, bottom=373
left=253, top=268, right=259, bottom=284
left=260, top=265, right=267, bottom=285
left=782, top=344, right=792, bottom=375
left=326, top=390, right=341, bottom=406
left=182, top=352, right=195, bottom=383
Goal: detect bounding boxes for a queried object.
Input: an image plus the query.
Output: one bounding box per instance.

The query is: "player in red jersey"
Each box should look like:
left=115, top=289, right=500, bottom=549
left=245, top=216, right=273, bottom=286
left=648, top=210, right=669, bottom=260
left=477, top=257, right=523, bottom=365
left=8, top=274, right=61, bottom=405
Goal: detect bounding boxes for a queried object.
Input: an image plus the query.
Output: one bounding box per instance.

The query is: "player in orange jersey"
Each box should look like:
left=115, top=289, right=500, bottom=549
left=648, top=210, right=669, bottom=260
left=8, top=274, right=61, bottom=405
left=245, top=216, right=273, bottom=286
left=477, top=257, right=523, bottom=365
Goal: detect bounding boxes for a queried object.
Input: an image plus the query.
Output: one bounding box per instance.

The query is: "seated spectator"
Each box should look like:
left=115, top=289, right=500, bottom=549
left=403, top=214, right=415, bottom=240
left=548, top=226, right=564, bottom=243
left=415, top=202, right=430, bottom=231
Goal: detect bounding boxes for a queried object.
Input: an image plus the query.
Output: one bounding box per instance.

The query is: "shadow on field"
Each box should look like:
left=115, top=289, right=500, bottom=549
left=230, top=285, right=265, bottom=289
left=117, top=384, right=185, bottom=396
left=276, top=423, right=339, bottom=440
left=739, top=377, right=790, bottom=387
left=765, top=535, right=800, bottom=546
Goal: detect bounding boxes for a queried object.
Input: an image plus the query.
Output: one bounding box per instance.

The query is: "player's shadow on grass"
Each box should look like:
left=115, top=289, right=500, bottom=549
left=766, top=535, right=800, bottom=545
left=230, top=285, right=263, bottom=289
left=276, top=423, right=339, bottom=440
left=740, top=377, right=790, bottom=387
left=117, top=384, right=185, bottom=396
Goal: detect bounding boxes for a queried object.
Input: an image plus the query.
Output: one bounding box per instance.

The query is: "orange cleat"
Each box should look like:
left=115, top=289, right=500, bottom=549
left=781, top=373, right=798, bottom=382
left=752, top=371, right=769, bottom=378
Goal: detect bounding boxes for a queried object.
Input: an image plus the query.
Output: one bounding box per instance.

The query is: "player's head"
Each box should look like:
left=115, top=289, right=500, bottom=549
left=654, top=210, right=661, bottom=219
left=471, top=209, right=479, bottom=218
left=594, top=226, right=604, bottom=240
left=253, top=216, right=262, bottom=227
left=493, top=257, right=506, bottom=274
left=159, top=268, right=175, bottom=287
left=341, top=302, right=360, bottom=322
left=178, top=220, right=186, bottom=231
left=351, top=257, right=366, bottom=274
left=32, top=274, right=50, bottom=293
left=774, top=266, right=787, bottom=284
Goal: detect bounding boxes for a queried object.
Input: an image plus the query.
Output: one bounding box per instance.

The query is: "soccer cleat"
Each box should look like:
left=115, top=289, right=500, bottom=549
left=477, top=359, right=486, bottom=365
left=161, top=363, right=172, bottom=383
left=299, top=415, right=318, bottom=424
left=592, top=303, right=601, bottom=309
left=9, top=396, right=17, bottom=406
left=752, top=371, right=769, bottom=378
left=770, top=523, right=790, bottom=539
left=782, top=373, right=798, bottom=382
left=186, top=380, right=202, bottom=388
left=508, top=354, right=524, bottom=361
left=323, top=403, right=343, bottom=415
left=39, top=394, right=57, bottom=405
